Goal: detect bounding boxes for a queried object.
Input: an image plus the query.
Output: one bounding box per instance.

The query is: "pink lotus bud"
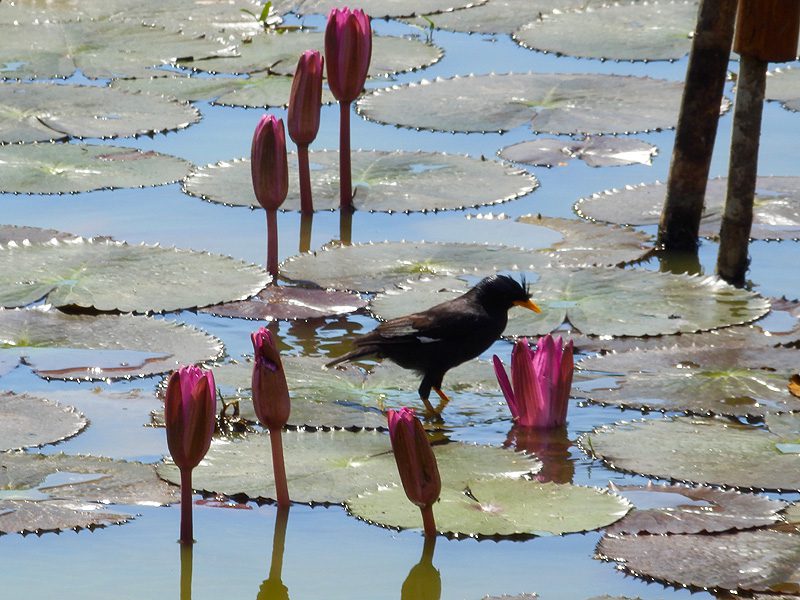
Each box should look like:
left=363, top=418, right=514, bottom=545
left=387, top=408, right=441, bottom=509
left=251, top=114, right=289, bottom=211
left=288, top=50, right=324, bottom=146
left=324, top=7, right=372, bottom=103
left=251, top=327, right=291, bottom=430
left=165, top=365, right=216, bottom=471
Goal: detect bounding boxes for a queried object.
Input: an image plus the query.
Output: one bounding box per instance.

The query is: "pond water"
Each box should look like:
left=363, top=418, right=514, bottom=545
left=1, top=10, right=799, bottom=600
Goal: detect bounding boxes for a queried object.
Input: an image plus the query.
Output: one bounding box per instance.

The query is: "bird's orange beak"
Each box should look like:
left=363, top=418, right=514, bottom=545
left=513, top=299, right=541, bottom=313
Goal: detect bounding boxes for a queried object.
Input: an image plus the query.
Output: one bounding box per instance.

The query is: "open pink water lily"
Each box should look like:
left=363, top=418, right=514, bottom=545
left=165, top=365, right=216, bottom=471
left=493, top=335, right=574, bottom=429
left=324, top=7, right=372, bottom=104
left=251, top=114, right=289, bottom=212
left=251, top=326, right=291, bottom=430
left=288, top=50, right=324, bottom=146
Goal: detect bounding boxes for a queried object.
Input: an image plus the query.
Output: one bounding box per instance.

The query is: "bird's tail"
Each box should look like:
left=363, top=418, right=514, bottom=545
left=325, top=346, right=377, bottom=368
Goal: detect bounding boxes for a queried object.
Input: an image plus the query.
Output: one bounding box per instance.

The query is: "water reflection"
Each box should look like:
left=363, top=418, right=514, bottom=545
left=180, top=545, right=193, bottom=600
left=657, top=249, right=703, bottom=276
left=257, top=507, right=291, bottom=600
left=401, top=536, right=441, bottom=600
left=299, top=212, right=313, bottom=254
left=504, top=425, right=575, bottom=484
left=339, top=208, right=353, bottom=246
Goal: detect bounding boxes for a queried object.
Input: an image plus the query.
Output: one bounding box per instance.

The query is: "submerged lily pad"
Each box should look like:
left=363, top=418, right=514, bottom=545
left=513, top=2, right=697, bottom=62
left=157, top=430, right=539, bottom=504
left=183, top=151, right=537, bottom=213
left=0, top=144, right=191, bottom=195
left=578, top=344, right=800, bottom=417
left=575, top=177, right=800, bottom=240
left=201, top=286, right=367, bottom=320
left=0, top=392, right=87, bottom=450
left=357, top=73, right=685, bottom=135
left=0, top=237, right=267, bottom=313
left=597, top=529, right=800, bottom=593
left=499, top=137, right=657, bottom=168
left=0, top=306, right=223, bottom=381
left=606, top=483, right=787, bottom=535
left=0, top=83, right=200, bottom=144
left=184, top=32, right=441, bottom=78
left=290, top=0, right=484, bottom=18
left=371, top=267, right=770, bottom=337
left=347, top=479, right=630, bottom=536
left=580, top=415, right=800, bottom=490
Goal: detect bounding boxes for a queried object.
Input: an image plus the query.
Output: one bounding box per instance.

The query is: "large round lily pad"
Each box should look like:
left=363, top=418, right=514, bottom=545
left=499, top=137, right=658, bottom=169
left=0, top=225, right=81, bottom=247
left=580, top=415, right=800, bottom=491
left=201, top=285, right=367, bottom=320
left=290, top=0, right=485, bottom=18
left=0, top=237, right=268, bottom=313
left=0, top=143, right=191, bottom=195
left=0, top=306, right=223, bottom=381
left=0, top=83, right=200, bottom=144
left=0, top=392, right=87, bottom=450
left=183, top=151, right=537, bottom=213
left=513, top=2, right=697, bottom=62
left=346, top=479, right=630, bottom=537
left=0, top=500, right=131, bottom=536
left=371, top=267, right=770, bottom=337
left=578, top=344, right=800, bottom=417
left=575, top=177, right=800, bottom=240
left=183, top=31, right=441, bottom=77
left=357, top=73, right=686, bottom=135
left=766, top=66, right=800, bottom=112
left=606, top=483, right=787, bottom=535
left=157, top=430, right=540, bottom=504
left=121, top=0, right=267, bottom=39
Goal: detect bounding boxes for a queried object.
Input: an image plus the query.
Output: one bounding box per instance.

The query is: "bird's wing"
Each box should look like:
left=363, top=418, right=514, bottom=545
left=361, top=300, right=483, bottom=346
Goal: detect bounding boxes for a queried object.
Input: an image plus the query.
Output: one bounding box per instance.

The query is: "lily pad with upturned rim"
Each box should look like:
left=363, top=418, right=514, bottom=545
left=357, top=72, right=686, bottom=135
left=766, top=66, right=800, bottom=112
left=499, top=137, right=658, bottom=168
left=0, top=143, right=191, bottom=195
left=200, top=286, right=367, bottom=320
left=0, top=224, right=81, bottom=246
left=289, top=0, right=487, bottom=18
left=0, top=500, right=131, bottom=536
left=182, top=151, right=538, bottom=213
left=346, top=478, right=631, bottom=537
left=0, top=392, right=87, bottom=451
left=0, top=237, right=268, bottom=313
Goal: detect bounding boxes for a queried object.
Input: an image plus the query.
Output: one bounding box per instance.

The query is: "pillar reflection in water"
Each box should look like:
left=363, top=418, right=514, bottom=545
left=299, top=212, right=313, bottom=254
left=179, top=545, right=193, bottom=600
left=257, top=506, right=291, bottom=600
left=401, top=536, right=441, bottom=600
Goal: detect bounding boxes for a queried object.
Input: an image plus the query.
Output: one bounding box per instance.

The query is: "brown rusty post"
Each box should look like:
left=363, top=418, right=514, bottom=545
left=658, top=0, right=738, bottom=252
left=717, top=0, right=800, bottom=286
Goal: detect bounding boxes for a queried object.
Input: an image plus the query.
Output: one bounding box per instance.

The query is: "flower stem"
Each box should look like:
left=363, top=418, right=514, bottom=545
left=297, top=143, right=313, bottom=215
left=179, top=468, right=194, bottom=545
left=338, top=101, right=353, bottom=211
left=266, top=209, right=279, bottom=281
left=420, top=503, right=437, bottom=538
left=269, top=426, right=290, bottom=508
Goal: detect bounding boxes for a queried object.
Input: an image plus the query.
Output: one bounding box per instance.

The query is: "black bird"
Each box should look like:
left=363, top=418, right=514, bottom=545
left=326, top=274, right=541, bottom=414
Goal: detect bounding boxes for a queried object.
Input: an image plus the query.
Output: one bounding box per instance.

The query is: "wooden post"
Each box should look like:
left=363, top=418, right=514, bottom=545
left=716, top=0, right=800, bottom=286
left=658, top=0, right=738, bottom=252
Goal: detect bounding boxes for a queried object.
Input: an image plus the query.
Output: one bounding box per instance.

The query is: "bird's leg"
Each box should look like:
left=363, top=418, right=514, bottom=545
left=433, top=387, right=451, bottom=414
left=417, top=378, right=438, bottom=416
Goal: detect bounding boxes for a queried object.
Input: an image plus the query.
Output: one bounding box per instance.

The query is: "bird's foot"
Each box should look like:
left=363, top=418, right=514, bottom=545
left=433, top=387, right=451, bottom=414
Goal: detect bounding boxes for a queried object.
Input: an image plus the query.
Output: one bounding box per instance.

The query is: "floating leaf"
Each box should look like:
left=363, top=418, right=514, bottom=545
left=766, top=66, right=800, bottom=112
left=0, top=392, right=87, bottom=450
left=0, top=144, right=191, bottom=195
left=606, top=483, right=787, bottom=535
left=578, top=344, right=800, bottom=417
left=123, top=0, right=268, bottom=39
left=575, top=177, right=800, bottom=240
left=0, top=306, right=223, bottom=381
left=0, top=237, right=267, bottom=313
left=0, top=500, right=130, bottom=536
left=347, top=479, right=630, bottom=536
left=513, top=2, right=697, bottom=62
left=281, top=242, right=545, bottom=293
left=290, top=0, right=485, bottom=18
left=0, top=225, right=81, bottom=246
left=580, top=416, right=800, bottom=490
left=357, top=73, right=686, bottom=135
left=157, top=430, right=539, bottom=504
left=183, top=151, right=537, bottom=213
left=482, top=595, right=538, bottom=600
left=499, top=137, right=657, bottom=168
left=372, top=267, right=770, bottom=337
left=597, top=529, right=800, bottom=593
left=183, top=32, right=441, bottom=77
left=0, top=83, right=200, bottom=144
left=201, top=286, right=366, bottom=320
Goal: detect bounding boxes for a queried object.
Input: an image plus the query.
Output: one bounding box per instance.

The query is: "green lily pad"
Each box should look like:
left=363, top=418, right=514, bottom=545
left=574, top=177, right=800, bottom=240
left=346, top=479, right=630, bottom=536
left=357, top=73, right=686, bottom=135
left=0, top=82, right=200, bottom=144
left=280, top=242, right=546, bottom=293
left=0, top=237, right=268, bottom=313
left=0, top=144, right=191, bottom=195
left=597, top=529, right=800, bottom=594
left=157, top=430, right=540, bottom=504
left=513, top=2, right=697, bottom=62
left=183, top=32, right=441, bottom=78
left=183, top=150, right=537, bottom=213
left=372, top=267, right=770, bottom=337
left=499, top=137, right=658, bottom=168
left=580, top=415, right=800, bottom=490
left=0, top=19, right=233, bottom=80
left=482, top=595, right=538, bottom=600
left=0, top=225, right=81, bottom=246
left=579, top=344, right=800, bottom=417
left=0, top=306, right=223, bottom=381
left=290, top=0, right=486, bottom=18
left=0, top=499, right=131, bottom=536
left=0, top=392, right=87, bottom=450
left=766, top=66, right=800, bottom=112
left=606, top=483, right=787, bottom=535
left=122, top=0, right=268, bottom=39
left=201, top=286, right=367, bottom=320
